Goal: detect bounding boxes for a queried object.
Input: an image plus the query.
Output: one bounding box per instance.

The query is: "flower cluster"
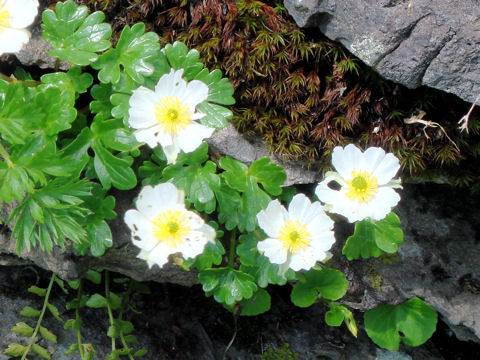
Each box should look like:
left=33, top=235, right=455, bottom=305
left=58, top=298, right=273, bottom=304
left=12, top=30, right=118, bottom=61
left=0, top=0, right=38, bottom=56
left=125, top=139, right=401, bottom=271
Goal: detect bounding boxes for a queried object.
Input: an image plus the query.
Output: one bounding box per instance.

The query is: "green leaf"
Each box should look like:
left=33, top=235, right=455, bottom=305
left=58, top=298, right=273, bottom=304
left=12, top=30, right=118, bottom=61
left=198, top=268, right=257, bottom=305
left=9, top=178, right=92, bottom=253
left=12, top=322, right=34, bottom=336
left=20, top=306, right=41, bottom=318
left=162, top=143, right=220, bottom=213
left=86, top=293, right=108, bottom=308
left=84, top=270, right=102, bottom=284
left=41, top=67, right=94, bottom=103
left=0, top=82, right=37, bottom=144
left=91, top=139, right=137, bottom=190
left=108, top=292, right=122, bottom=310
left=237, top=233, right=294, bottom=287
left=28, top=286, right=46, bottom=296
left=290, top=282, right=318, bottom=308
left=65, top=343, right=79, bottom=355
left=163, top=42, right=203, bottom=77
left=134, top=349, right=148, bottom=357
left=184, top=239, right=225, bottom=271
left=325, top=303, right=358, bottom=337
left=248, top=157, right=286, bottom=196
left=364, top=297, right=438, bottom=350
left=54, top=277, right=69, bottom=294
left=196, top=102, right=232, bottom=129
left=48, top=303, right=63, bottom=322
left=194, top=68, right=235, bottom=105
left=219, top=156, right=248, bottom=192
left=342, top=213, right=403, bottom=260
left=4, top=343, right=26, bottom=357
left=291, top=268, right=348, bottom=308
left=84, top=218, right=113, bottom=257
left=93, top=23, right=159, bottom=84
left=42, top=1, right=112, bottom=65
left=40, top=326, right=58, bottom=343
left=240, top=288, right=271, bottom=316
left=32, top=343, right=51, bottom=359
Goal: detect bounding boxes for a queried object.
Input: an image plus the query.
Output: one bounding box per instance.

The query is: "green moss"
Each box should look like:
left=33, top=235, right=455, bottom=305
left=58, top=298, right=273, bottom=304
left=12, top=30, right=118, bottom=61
left=262, top=343, right=299, bottom=360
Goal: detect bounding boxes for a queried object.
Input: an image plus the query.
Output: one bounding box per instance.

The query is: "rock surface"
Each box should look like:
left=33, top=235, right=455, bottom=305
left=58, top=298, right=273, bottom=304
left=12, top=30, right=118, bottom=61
left=284, top=0, right=480, bottom=104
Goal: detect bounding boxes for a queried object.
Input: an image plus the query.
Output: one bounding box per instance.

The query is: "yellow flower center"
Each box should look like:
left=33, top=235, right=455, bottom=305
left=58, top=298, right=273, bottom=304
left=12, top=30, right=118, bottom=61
left=278, top=219, right=311, bottom=253
left=0, top=6, right=10, bottom=32
left=152, top=210, right=191, bottom=247
left=345, top=170, right=378, bottom=202
left=154, top=96, right=191, bottom=135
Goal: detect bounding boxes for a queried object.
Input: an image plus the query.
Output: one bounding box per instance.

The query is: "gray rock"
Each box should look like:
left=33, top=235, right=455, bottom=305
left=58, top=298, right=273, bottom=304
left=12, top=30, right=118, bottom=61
left=336, top=183, right=480, bottom=342
left=284, top=0, right=480, bottom=104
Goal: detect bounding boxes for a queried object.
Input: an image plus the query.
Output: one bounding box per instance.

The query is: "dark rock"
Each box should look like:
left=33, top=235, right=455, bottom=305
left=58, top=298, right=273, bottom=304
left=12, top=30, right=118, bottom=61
left=284, top=0, right=480, bottom=104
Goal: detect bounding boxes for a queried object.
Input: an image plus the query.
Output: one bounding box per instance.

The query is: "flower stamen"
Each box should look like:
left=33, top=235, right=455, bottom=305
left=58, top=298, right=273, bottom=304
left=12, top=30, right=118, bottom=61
left=344, top=170, right=378, bottom=202
left=0, top=6, right=10, bottom=32
left=152, top=209, right=191, bottom=247
left=278, top=219, right=310, bottom=253
left=154, top=96, right=191, bottom=135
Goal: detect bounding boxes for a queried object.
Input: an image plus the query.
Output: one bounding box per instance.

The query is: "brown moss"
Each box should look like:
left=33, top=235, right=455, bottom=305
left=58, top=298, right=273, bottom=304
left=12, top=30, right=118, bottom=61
left=58, top=0, right=480, bottom=188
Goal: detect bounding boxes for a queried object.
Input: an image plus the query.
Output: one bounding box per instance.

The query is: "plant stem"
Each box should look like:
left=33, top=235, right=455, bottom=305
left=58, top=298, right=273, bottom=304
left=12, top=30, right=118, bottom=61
left=21, top=273, right=56, bottom=360
left=0, top=142, right=13, bottom=167
left=75, top=279, right=86, bottom=360
left=104, top=270, right=116, bottom=353
left=118, top=280, right=135, bottom=360
left=228, top=229, right=237, bottom=268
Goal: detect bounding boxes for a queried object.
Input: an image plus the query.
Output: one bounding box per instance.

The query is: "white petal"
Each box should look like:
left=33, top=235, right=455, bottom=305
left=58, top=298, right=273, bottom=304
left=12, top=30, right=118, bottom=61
left=181, top=80, right=209, bottom=110
left=163, top=141, right=181, bottom=164
left=257, top=238, right=288, bottom=264
left=331, top=144, right=362, bottom=179
left=124, top=209, right=158, bottom=251
left=154, top=69, right=185, bottom=98
left=309, top=232, right=336, bottom=254
left=177, top=122, right=215, bottom=154
left=256, top=200, right=288, bottom=238
left=5, top=0, right=38, bottom=29
left=184, top=211, right=207, bottom=230
left=176, top=226, right=214, bottom=259
left=368, top=186, right=401, bottom=221
left=146, top=243, right=172, bottom=268
left=289, top=247, right=317, bottom=271
left=305, top=213, right=334, bottom=236
left=288, top=194, right=327, bottom=225
left=315, top=178, right=343, bottom=205
left=0, top=28, right=30, bottom=54
left=128, top=87, right=158, bottom=129
left=372, top=153, right=401, bottom=185
left=134, top=126, right=162, bottom=148
left=136, top=183, right=182, bottom=220
left=362, top=147, right=387, bottom=174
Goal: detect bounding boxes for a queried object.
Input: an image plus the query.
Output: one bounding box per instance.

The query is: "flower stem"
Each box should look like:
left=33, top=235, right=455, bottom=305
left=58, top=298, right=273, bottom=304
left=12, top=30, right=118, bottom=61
left=118, top=280, right=135, bottom=360
left=75, top=279, right=86, bottom=359
left=21, top=273, right=56, bottom=360
left=104, top=270, right=116, bottom=354
left=228, top=229, right=237, bottom=268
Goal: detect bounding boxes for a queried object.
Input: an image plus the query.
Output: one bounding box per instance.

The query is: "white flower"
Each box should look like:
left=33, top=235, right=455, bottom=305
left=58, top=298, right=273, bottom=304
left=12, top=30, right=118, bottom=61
left=128, top=68, right=215, bottom=164
left=0, top=0, right=38, bottom=55
left=315, top=144, right=402, bottom=223
left=124, top=182, right=215, bottom=268
left=256, top=194, right=336, bottom=272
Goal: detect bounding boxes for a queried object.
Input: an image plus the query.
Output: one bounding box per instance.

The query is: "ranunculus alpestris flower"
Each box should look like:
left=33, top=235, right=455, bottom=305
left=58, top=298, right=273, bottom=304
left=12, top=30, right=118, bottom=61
left=124, top=182, right=215, bottom=268
left=256, top=194, right=335, bottom=272
left=0, top=0, right=38, bottom=55
left=128, top=69, right=214, bottom=164
left=315, top=144, right=402, bottom=223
